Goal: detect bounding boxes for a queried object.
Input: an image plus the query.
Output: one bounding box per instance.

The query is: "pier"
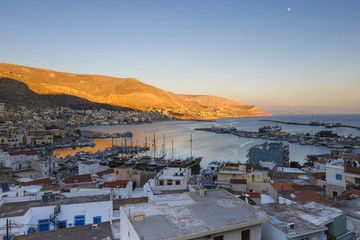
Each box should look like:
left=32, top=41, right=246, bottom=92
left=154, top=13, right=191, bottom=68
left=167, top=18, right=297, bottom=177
left=259, top=119, right=360, bottom=130
left=194, top=127, right=360, bottom=150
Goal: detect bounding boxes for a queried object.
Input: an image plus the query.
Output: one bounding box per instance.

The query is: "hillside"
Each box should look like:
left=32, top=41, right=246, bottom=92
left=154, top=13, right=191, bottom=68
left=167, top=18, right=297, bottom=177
left=0, top=78, right=133, bottom=111
left=0, top=63, right=270, bottom=119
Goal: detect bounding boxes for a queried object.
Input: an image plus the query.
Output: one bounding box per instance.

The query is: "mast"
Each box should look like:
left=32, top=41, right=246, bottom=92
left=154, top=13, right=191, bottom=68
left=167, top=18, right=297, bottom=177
left=162, top=135, right=166, bottom=157
left=190, top=134, right=193, bottom=158
left=153, top=132, right=156, bottom=158
left=145, top=136, right=148, bottom=156
left=171, top=139, right=174, bottom=160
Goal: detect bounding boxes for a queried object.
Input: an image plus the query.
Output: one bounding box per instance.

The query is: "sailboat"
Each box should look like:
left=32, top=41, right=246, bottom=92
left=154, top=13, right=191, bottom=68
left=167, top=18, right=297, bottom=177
left=169, top=134, right=202, bottom=174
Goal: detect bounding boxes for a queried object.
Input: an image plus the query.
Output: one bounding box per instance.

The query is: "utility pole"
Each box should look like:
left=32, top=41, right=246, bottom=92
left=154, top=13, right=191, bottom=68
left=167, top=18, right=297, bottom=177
left=6, top=218, right=10, bottom=240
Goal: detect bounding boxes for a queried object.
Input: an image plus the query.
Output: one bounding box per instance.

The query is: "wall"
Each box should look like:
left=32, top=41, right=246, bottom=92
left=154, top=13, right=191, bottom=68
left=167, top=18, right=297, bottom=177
left=120, top=207, right=140, bottom=240
left=246, top=182, right=270, bottom=193
left=262, top=221, right=287, bottom=240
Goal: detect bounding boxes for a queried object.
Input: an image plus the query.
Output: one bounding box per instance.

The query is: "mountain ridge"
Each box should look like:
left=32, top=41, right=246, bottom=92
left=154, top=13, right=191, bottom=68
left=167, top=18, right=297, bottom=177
left=0, top=63, right=271, bottom=119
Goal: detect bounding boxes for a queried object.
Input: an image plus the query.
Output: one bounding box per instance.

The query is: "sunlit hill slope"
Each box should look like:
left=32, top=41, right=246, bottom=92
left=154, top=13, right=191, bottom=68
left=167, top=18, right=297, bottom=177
left=0, top=63, right=270, bottom=119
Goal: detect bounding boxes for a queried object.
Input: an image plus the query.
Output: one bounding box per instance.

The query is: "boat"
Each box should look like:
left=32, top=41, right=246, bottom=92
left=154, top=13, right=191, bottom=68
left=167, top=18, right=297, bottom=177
left=258, top=125, right=282, bottom=133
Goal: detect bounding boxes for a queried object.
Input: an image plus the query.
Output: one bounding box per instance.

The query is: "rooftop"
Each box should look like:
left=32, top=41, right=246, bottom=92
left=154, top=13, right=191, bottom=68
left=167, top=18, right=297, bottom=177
left=122, top=189, right=270, bottom=240
left=259, top=203, right=327, bottom=237
left=20, top=178, right=52, bottom=186
left=13, top=222, right=113, bottom=240
left=291, top=201, right=345, bottom=226
left=62, top=174, right=93, bottom=184
left=284, top=191, right=326, bottom=203
left=276, top=167, right=305, bottom=173
left=8, top=150, right=38, bottom=156
left=100, top=180, right=129, bottom=188
left=271, top=182, right=295, bottom=191
left=156, top=167, right=189, bottom=180
left=0, top=194, right=110, bottom=218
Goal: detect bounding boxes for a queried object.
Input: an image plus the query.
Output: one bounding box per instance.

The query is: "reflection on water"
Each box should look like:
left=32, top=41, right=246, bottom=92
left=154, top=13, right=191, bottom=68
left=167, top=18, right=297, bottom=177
left=54, top=115, right=360, bottom=167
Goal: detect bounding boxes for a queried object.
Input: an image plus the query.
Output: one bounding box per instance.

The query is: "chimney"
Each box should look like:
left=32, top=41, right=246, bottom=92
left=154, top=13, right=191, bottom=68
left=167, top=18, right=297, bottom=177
left=131, top=212, right=146, bottom=222
left=200, top=189, right=207, bottom=196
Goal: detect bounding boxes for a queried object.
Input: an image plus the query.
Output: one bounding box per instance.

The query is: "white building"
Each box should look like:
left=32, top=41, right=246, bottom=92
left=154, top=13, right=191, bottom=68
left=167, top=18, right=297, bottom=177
left=78, top=161, right=109, bottom=175
left=100, top=180, right=132, bottom=199
left=152, top=167, right=191, bottom=191
left=120, top=189, right=271, bottom=240
left=325, top=159, right=345, bottom=197
left=0, top=194, right=113, bottom=238
left=5, top=150, right=39, bottom=172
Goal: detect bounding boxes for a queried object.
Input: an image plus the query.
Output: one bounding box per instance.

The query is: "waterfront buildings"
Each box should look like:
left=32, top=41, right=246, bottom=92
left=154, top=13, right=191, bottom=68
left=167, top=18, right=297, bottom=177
left=248, top=142, right=289, bottom=167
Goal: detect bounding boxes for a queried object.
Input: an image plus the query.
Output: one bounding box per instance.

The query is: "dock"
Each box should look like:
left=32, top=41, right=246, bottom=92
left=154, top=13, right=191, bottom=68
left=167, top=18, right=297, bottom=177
left=259, top=119, right=360, bottom=130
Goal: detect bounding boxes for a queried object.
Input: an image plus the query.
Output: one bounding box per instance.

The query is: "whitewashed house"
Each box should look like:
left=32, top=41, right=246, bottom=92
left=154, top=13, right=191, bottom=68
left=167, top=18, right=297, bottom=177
left=325, top=159, right=345, bottom=197
left=0, top=194, right=113, bottom=238
left=151, top=167, right=191, bottom=191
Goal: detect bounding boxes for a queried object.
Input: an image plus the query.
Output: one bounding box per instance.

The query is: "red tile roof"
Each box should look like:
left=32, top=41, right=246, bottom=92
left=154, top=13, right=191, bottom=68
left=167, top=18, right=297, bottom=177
left=285, top=191, right=326, bottom=203
left=311, top=172, right=326, bottom=179
left=341, top=189, right=360, bottom=196
left=100, top=180, right=130, bottom=188
left=243, top=192, right=261, bottom=198
left=42, top=185, right=60, bottom=191
left=292, top=184, right=324, bottom=192
left=62, top=174, right=93, bottom=184
left=230, top=179, right=247, bottom=184
left=9, top=150, right=38, bottom=156
left=271, top=182, right=295, bottom=191
left=20, top=178, right=53, bottom=186
left=95, top=169, right=114, bottom=177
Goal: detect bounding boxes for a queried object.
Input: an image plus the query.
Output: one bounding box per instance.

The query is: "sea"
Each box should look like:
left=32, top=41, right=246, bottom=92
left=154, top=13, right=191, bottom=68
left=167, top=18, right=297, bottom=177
left=54, top=114, right=360, bottom=168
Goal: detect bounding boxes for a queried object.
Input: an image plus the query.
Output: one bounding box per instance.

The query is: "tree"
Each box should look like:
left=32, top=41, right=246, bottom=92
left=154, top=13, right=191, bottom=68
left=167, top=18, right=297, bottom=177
left=290, top=161, right=302, bottom=169
left=74, top=129, right=81, bottom=136
left=303, top=154, right=318, bottom=167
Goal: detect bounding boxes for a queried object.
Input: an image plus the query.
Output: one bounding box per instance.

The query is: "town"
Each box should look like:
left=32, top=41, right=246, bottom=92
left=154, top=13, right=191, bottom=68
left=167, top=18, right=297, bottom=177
left=0, top=102, right=359, bottom=240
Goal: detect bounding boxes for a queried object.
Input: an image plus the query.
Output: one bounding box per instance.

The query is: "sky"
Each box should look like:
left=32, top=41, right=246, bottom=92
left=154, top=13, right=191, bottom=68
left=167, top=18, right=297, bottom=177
left=0, top=0, right=359, bottom=114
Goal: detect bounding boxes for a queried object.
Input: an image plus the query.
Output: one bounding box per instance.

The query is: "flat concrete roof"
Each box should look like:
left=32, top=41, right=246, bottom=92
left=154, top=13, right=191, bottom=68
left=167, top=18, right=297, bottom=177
left=13, top=222, right=113, bottom=240
left=291, top=201, right=345, bottom=226
left=259, top=203, right=327, bottom=237
left=123, top=189, right=271, bottom=240
left=156, top=167, right=189, bottom=180
left=0, top=194, right=110, bottom=218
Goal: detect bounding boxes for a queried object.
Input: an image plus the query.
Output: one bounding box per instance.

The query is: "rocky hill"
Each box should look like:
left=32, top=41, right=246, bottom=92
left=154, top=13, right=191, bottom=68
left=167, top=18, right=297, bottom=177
left=0, top=78, right=133, bottom=111
left=0, top=63, right=270, bottom=119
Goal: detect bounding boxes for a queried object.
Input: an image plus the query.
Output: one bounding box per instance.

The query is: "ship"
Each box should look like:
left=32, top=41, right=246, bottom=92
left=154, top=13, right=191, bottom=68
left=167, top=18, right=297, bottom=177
left=258, top=125, right=282, bottom=133
left=168, top=156, right=202, bottom=174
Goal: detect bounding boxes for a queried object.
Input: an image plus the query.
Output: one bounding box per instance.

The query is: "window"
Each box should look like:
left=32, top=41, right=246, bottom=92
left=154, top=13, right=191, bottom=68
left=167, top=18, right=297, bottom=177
left=58, top=220, right=67, bottom=229
left=356, top=178, right=360, bottom=184
left=74, top=215, right=85, bottom=226
left=336, top=174, right=342, bottom=180
left=333, top=191, right=338, bottom=197
left=38, top=219, right=50, bottom=232
left=159, top=180, right=164, bottom=186
left=167, top=180, right=173, bottom=185
left=242, top=229, right=250, bottom=240
left=214, top=236, right=224, bottom=240
left=116, top=170, right=119, bottom=175
left=93, top=216, right=101, bottom=224
left=176, top=181, right=181, bottom=185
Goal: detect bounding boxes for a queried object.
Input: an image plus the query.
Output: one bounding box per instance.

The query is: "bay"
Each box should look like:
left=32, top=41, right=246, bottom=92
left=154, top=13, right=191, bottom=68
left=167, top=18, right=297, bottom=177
left=54, top=114, right=360, bottom=168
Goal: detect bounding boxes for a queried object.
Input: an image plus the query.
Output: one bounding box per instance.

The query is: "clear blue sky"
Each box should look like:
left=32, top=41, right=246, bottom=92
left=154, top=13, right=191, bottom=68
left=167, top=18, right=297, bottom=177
left=1, top=0, right=359, bottom=114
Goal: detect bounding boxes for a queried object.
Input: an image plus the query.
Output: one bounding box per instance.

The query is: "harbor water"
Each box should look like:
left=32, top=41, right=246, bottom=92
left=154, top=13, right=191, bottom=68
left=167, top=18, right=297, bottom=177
left=54, top=114, right=360, bottom=167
